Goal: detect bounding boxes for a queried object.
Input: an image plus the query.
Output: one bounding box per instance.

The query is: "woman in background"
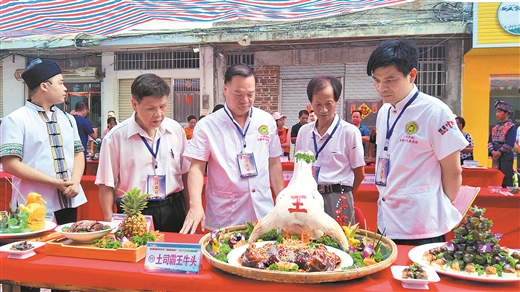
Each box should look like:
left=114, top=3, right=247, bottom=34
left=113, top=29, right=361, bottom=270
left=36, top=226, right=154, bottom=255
left=456, top=116, right=474, bottom=164
left=102, top=116, right=118, bottom=138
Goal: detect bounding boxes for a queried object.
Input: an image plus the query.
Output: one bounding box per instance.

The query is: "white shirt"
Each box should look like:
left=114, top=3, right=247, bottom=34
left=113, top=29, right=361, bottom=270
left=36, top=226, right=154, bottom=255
left=295, top=114, right=365, bottom=186
left=375, top=85, right=467, bottom=239
left=183, top=104, right=282, bottom=229
left=95, top=112, right=189, bottom=197
left=0, top=102, right=87, bottom=214
left=516, top=127, right=520, bottom=143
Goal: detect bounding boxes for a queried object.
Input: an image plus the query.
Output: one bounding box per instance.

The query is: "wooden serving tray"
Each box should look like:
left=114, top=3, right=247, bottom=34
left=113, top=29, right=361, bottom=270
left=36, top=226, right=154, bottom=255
left=45, top=233, right=164, bottom=262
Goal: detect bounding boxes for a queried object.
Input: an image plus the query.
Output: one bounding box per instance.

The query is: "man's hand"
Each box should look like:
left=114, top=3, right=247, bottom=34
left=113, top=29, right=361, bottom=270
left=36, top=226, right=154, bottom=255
left=179, top=205, right=205, bottom=234
left=491, top=150, right=501, bottom=160
left=62, top=179, right=80, bottom=198
left=55, top=179, right=74, bottom=193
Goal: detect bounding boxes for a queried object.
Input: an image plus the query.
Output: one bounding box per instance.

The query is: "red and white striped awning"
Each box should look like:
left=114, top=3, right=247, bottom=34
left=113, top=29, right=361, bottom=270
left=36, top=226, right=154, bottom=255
left=0, top=0, right=412, bottom=40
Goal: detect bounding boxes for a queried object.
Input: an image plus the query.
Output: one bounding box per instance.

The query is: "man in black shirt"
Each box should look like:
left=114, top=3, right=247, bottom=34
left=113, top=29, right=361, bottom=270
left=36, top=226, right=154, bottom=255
left=290, top=109, right=309, bottom=144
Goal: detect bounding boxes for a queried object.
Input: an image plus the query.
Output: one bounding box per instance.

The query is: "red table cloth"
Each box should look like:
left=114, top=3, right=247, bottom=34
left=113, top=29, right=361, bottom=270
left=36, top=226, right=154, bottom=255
left=0, top=232, right=518, bottom=291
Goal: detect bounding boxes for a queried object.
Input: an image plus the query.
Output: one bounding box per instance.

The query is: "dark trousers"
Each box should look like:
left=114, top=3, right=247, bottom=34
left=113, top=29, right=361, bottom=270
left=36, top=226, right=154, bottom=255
left=378, top=229, right=446, bottom=246
left=498, top=159, right=514, bottom=187
left=116, top=192, right=186, bottom=232
left=53, top=207, right=77, bottom=225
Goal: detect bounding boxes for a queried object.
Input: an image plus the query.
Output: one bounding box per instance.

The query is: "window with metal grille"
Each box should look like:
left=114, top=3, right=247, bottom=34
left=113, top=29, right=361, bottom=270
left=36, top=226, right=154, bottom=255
left=226, top=53, right=254, bottom=68
left=116, top=51, right=199, bottom=70
left=416, top=46, right=446, bottom=99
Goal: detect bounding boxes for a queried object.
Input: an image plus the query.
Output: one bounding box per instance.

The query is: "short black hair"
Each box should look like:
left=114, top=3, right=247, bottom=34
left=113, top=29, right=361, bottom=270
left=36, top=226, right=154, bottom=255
left=212, top=104, right=224, bottom=113
left=107, top=117, right=117, bottom=125
left=306, top=76, right=342, bottom=102
left=187, top=115, right=197, bottom=122
left=131, top=74, right=170, bottom=103
left=75, top=101, right=88, bottom=112
left=366, top=38, right=419, bottom=77
left=224, top=63, right=257, bottom=84
left=298, top=109, right=309, bottom=117
left=455, top=116, right=465, bottom=128
left=352, top=110, right=362, bottom=116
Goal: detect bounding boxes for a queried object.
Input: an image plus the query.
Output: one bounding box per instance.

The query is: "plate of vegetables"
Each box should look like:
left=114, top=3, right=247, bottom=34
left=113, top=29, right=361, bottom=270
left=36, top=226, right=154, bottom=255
left=408, top=206, right=520, bottom=282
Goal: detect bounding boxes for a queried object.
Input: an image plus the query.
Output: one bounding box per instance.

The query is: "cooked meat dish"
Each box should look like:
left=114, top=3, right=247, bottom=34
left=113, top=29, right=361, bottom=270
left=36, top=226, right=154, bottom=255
left=68, top=220, right=107, bottom=232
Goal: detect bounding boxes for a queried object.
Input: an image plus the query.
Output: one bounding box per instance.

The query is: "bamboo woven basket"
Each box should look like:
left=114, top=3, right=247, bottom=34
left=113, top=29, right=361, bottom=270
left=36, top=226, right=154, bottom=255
left=199, top=225, right=398, bottom=283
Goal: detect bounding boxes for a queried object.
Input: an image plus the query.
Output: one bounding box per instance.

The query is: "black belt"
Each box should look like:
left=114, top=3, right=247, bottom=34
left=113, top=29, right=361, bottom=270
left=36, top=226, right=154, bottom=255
left=116, top=191, right=183, bottom=208
left=317, top=184, right=352, bottom=194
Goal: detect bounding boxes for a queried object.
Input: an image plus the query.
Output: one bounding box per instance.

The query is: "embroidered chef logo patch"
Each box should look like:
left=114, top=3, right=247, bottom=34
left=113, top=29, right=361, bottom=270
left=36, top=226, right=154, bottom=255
left=258, top=125, right=269, bottom=135
left=405, top=121, right=419, bottom=135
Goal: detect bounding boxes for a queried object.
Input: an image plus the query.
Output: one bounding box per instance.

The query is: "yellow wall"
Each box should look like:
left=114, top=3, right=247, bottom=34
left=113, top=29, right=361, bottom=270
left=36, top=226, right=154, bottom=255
left=476, top=3, right=520, bottom=46
left=462, top=48, right=520, bottom=166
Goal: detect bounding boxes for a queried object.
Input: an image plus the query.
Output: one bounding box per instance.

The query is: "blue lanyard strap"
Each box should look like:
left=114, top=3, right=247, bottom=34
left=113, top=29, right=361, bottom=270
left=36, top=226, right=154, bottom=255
left=224, top=107, right=253, bottom=149
left=312, top=116, right=341, bottom=160
left=384, top=90, right=419, bottom=152
left=140, top=135, right=161, bottom=169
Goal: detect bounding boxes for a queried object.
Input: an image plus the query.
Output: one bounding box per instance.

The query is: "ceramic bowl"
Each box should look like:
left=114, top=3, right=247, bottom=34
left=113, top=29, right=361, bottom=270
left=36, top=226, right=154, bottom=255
left=391, top=265, right=440, bottom=290
left=55, top=221, right=117, bottom=243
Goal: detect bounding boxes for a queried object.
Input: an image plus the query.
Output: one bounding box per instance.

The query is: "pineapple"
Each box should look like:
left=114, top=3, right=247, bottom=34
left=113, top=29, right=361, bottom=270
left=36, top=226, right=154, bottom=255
left=119, top=188, right=148, bottom=238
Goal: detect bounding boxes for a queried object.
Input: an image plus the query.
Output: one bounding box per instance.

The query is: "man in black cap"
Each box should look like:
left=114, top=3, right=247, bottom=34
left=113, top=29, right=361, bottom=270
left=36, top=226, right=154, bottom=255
left=0, top=58, right=87, bottom=224
left=488, top=99, right=517, bottom=187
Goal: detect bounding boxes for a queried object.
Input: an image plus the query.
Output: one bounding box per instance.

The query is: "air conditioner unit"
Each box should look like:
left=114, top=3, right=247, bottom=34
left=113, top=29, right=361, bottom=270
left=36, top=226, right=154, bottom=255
left=14, top=67, right=103, bottom=82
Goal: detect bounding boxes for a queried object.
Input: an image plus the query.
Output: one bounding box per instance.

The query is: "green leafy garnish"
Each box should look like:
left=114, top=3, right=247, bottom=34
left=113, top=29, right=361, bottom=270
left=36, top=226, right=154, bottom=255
left=213, top=253, right=228, bottom=263
left=260, top=228, right=279, bottom=241
left=295, top=152, right=316, bottom=164
left=315, top=235, right=339, bottom=249
left=94, top=237, right=122, bottom=249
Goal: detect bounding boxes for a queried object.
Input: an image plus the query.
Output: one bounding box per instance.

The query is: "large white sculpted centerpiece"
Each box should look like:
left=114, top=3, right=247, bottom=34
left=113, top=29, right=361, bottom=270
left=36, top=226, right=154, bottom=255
left=248, top=150, right=349, bottom=250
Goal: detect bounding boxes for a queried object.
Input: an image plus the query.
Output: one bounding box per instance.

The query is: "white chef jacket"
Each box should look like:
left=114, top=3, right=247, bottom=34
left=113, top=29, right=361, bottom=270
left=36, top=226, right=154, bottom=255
left=0, top=102, right=87, bottom=214
left=183, top=104, right=282, bottom=229
left=375, top=85, right=467, bottom=239
left=95, top=112, right=190, bottom=197
left=295, top=114, right=365, bottom=186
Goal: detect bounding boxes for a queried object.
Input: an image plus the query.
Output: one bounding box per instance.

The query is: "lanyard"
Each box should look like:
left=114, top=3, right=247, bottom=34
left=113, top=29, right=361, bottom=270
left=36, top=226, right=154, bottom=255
left=312, top=116, right=340, bottom=160
left=384, top=90, right=419, bottom=152
left=224, top=107, right=253, bottom=149
left=140, top=135, right=161, bottom=169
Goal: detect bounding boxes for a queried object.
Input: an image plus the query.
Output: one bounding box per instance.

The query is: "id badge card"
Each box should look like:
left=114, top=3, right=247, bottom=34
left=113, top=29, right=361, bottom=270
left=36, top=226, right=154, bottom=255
left=375, top=157, right=390, bottom=186
left=312, top=165, right=321, bottom=183
left=147, top=174, right=166, bottom=200
left=237, top=152, right=258, bottom=178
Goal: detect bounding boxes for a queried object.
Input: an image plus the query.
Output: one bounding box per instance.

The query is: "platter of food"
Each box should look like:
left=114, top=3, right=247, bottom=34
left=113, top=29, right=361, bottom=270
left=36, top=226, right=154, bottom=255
left=0, top=240, right=45, bottom=259
left=200, top=224, right=398, bottom=284
left=0, top=220, right=56, bottom=239
left=409, top=242, right=519, bottom=282
left=390, top=264, right=440, bottom=290
left=408, top=206, right=520, bottom=282
left=55, top=220, right=118, bottom=243
left=227, top=240, right=354, bottom=271
left=201, top=152, right=398, bottom=283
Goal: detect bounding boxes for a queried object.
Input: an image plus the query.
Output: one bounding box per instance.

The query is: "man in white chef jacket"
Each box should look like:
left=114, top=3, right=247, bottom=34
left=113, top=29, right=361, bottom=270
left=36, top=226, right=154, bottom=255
left=180, top=63, right=284, bottom=233
left=367, top=39, right=468, bottom=245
